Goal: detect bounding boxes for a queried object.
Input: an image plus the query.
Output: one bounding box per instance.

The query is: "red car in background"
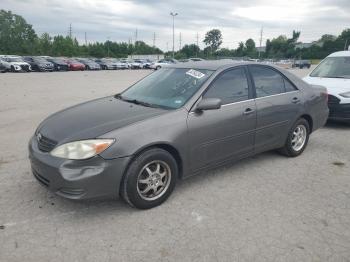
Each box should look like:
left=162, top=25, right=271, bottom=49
left=64, top=59, right=85, bottom=71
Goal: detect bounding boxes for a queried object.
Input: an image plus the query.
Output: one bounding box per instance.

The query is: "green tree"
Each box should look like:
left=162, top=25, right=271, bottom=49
left=179, top=44, right=200, bottom=58
left=245, top=38, right=256, bottom=57
left=203, top=29, right=223, bottom=54
left=38, top=33, right=52, bottom=55
left=0, top=9, right=38, bottom=54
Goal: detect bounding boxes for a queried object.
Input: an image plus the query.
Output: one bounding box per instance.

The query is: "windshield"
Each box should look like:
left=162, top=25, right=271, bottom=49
left=120, top=68, right=213, bottom=109
left=52, top=58, right=65, bottom=63
left=34, top=58, right=48, bottom=63
left=5, top=57, right=23, bottom=62
left=310, top=57, right=350, bottom=78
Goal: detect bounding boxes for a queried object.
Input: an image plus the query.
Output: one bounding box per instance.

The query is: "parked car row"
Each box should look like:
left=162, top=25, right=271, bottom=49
left=0, top=55, right=163, bottom=73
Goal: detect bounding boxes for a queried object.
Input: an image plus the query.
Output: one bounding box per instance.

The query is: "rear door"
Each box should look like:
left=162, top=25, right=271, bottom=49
left=187, top=67, right=256, bottom=172
left=248, top=65, right=303, bottom=153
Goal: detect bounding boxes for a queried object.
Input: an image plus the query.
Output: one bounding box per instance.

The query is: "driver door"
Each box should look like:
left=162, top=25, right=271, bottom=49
left=187, top=67, right=256, bottom=172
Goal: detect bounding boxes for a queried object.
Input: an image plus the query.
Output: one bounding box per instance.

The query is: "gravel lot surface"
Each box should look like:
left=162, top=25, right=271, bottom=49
left=0, top=66, right=349, bottom=262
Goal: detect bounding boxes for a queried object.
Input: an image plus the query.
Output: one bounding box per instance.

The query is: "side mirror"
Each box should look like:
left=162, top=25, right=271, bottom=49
left=195, top=98, right=222, bottom=112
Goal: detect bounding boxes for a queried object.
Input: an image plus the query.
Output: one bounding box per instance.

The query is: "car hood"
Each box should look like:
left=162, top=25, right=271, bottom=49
left=37, top=96, right=167, bottom=144
left=303, top=76, right=350, bottom=94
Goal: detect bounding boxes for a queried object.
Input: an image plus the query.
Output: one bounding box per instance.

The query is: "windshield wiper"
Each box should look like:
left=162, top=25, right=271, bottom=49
left=115, top=94, right=161, bottom=108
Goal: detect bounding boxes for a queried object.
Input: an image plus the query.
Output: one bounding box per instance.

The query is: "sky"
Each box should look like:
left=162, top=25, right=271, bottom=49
left=1, top=0, right=349, bottom=51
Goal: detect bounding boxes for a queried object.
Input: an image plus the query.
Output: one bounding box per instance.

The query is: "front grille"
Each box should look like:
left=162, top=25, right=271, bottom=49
left=37, top=134, right=57, bottom=152
left=328, top=95, right=340, bottom=105
left=32, top=169, right=50, bottom=187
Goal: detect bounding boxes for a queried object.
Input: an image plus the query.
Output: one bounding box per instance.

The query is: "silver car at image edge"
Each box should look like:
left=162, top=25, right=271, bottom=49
left=29, top=61, right=329, bottom=209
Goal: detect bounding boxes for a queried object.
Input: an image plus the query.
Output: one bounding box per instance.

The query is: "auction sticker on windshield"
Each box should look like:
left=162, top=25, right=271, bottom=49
left=186, top=69, right=205, bottom=79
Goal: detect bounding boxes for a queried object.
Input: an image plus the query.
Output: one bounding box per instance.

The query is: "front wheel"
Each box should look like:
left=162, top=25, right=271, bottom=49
left=278, top=118, right=310, bottom=157
left=121, top=148, right=178, bottom=209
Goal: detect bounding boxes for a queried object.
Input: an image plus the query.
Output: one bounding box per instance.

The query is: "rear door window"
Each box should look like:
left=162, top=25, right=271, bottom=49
left=250, top=66, right=284, bottom=98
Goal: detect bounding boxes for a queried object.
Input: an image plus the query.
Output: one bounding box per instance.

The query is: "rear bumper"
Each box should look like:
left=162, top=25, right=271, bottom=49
left=28, top=136, right=131, bottom=200
left=328, top=103, right=350, bottom=123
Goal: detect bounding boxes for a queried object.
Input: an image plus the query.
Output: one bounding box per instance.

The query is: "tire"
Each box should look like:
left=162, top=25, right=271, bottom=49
left=156, top=66, right=161, bottom=70
left=278, top=118, right=310, bottom=157
left=121, top=148, right=178, bottom=209
left=11, top=66, right=16, bottom=72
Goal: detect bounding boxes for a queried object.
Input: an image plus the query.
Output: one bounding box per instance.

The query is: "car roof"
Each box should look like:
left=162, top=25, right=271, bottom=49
left=328, top=51, right=350, bottom=57
left=167, top=60, right=261, bottom=70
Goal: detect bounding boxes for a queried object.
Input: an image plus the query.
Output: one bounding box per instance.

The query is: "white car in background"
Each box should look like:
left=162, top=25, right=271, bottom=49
left=303, top=51, right=350, bottom=123
left=150, top=59, right=177, bottom=70
left=130, top=59, right=144, bottom=69
left=1, top=56, right=32, bottom=72
left=0, top=58, right=11, bottom=72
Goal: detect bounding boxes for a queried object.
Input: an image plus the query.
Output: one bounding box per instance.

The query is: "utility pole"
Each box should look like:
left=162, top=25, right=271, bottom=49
left=135, top=29, right=138, bottom=44
left=107, top=36, right=110, bottom=57
left=179, top=32, right=182, bottom=50
left=258, top=26, right=264, bottom=58
left=196, top=32, right=199, bottom=56
left=170, top=12, right=178, bottom=58
left=68, top=23, right=72, bottom=38
left=153, top=32, right=156, bottom=47
left=166, top=42, right=169, bottom=52
left=84, top=32, right=87, bottom=45
left=344, top=39, right=349, bottom=50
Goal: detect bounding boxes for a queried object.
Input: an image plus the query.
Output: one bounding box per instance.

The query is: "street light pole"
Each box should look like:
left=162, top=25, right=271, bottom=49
left=170, top=12, right=178, bottom=58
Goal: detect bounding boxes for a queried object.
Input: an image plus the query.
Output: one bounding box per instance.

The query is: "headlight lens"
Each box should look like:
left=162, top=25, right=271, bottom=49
left=339, top=92, right=350, bottom=98
left=50, top=139, right=115, bottom=160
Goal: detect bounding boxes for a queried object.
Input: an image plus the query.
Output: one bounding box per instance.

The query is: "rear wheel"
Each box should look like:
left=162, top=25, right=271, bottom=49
left=156, top=66, right=161, bottom=70
left=279, top=118, right=310, bottom=157
left=121, top=148, right=177, bottom=209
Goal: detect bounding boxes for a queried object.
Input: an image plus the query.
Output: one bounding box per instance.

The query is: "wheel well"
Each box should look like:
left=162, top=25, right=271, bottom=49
left=132, top=144, right=183, bottom=179
left=300, top=114, right=313, bottom=133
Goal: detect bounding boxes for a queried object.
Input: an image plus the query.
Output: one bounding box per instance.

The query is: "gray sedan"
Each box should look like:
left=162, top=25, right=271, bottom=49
left=29, top=61, right=329, bottom=209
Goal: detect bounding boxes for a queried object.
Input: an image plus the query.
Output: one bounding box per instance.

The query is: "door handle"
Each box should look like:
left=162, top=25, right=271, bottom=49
left=243, top=108, right=255, bottom=115
left=292, top=97, right=301, bottom=103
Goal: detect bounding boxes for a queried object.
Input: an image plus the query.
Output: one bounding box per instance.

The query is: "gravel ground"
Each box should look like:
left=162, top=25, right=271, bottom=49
left=0, top=67, right=350, bottom=262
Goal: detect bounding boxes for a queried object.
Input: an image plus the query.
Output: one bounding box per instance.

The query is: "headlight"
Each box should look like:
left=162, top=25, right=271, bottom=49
left=50, top=139, right=115, bottom=160
left=339, top=92, right=350, bottom=98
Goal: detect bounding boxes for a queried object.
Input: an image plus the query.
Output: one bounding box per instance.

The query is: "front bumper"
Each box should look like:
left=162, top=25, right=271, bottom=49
left=28, top=136, right=131, bottom=200
left=328, top=103, right=350, bottom=123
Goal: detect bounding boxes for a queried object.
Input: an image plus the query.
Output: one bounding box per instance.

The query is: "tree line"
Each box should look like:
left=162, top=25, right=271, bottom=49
left=1, top=9, right=350, bottom=59
left=0, top=10, right=162, bottom=58
left=175, top=28, right=350, bottom=60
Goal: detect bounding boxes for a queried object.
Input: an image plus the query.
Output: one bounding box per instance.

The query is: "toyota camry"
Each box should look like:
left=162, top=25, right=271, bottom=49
left=29, top=61, right=329, bottom=209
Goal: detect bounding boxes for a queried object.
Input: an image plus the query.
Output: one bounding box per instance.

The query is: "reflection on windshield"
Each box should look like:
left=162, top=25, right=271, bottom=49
left=120, top=68, right=213, bottom=109
left=310, top=57, right=350, bottom=78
